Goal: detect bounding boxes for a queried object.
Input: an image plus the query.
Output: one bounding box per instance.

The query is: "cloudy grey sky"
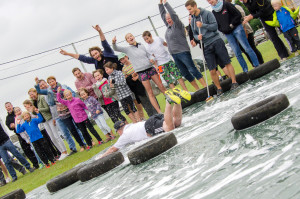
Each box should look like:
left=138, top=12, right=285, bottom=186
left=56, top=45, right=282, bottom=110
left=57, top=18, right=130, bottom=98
left=0, top=0, right=209, bottom=134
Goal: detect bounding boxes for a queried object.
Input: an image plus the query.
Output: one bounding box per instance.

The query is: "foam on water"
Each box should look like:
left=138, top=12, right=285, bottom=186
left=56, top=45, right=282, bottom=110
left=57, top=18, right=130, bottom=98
left=27, top=57, right=300, bottom=198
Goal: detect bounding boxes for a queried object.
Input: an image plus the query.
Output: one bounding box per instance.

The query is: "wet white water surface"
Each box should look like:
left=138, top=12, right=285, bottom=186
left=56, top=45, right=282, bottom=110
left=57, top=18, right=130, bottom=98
left=28, top=58, right=300, bottom=199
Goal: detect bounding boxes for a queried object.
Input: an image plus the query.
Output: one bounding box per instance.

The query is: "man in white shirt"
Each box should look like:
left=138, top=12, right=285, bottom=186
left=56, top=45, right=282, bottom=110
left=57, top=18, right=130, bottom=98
left=97, top=88, right=190, bottom=159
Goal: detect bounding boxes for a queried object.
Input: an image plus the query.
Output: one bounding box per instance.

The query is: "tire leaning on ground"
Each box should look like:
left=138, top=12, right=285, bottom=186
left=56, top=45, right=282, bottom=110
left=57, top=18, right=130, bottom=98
left=220, top=72, right=249, bottom=92
left=231, top=94, right=289, bottom=130
left=0, top=189, right=25, bottom=199
left=248, top=59, right=280, bottom=80
left=46, top=164, right=86, bottom=193
left=127, top=132, right=178, bottom=165
left=77, top=152, right=124, bottom=182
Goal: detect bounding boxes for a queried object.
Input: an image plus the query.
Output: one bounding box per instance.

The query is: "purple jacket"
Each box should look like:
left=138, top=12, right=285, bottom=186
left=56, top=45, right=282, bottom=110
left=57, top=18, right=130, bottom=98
left=84, top=96, right=103, bottom=119
left=56, top=93, right=88, bottom=123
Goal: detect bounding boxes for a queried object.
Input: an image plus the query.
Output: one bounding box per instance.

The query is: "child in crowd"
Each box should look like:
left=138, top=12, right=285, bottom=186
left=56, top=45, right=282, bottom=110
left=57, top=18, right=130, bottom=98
left=16, top=110, right=55, bottom=168
left=267, top=0, right=300, bottom=55
left=14, top=107, right=44, bottom=168
left=92, top=69, right=127, bottom=123
left=142, top=31, right=189, bottom=91
left=79, top=88, right=116, bottom=141
left=112, top=33, right=168, bottom=113
left=104, top=61, right=141, bottom=123
left=118, top=53, right=157, bottom=118
left=23, top=100, right=61, bottom=160
left=56, top=88, right=103, bottom=150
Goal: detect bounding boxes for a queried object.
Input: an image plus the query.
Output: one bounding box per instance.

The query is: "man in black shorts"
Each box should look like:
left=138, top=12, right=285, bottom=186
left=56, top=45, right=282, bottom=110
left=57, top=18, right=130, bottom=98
left=186, top=0, right=239, bottom=96
left=96, top=88, right=190, bottom=159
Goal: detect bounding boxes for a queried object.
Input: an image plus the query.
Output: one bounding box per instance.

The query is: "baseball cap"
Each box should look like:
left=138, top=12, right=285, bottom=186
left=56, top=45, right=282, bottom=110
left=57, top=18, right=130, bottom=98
left=118, top=53, right=127, bottom=61
left=114, top=121, right=126, bottom=131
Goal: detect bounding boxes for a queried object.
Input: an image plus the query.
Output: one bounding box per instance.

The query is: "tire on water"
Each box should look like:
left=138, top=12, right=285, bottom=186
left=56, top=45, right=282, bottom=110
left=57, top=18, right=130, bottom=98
left=231, top=94, right=289, bottom=130
left=127, top=132, right=177, bottom=165
left=248, top=59, right=280, bottom=80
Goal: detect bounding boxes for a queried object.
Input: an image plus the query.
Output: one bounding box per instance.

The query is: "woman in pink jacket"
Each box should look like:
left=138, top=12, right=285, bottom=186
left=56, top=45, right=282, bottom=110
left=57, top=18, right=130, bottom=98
left=56, top=87, right=103, bottom=150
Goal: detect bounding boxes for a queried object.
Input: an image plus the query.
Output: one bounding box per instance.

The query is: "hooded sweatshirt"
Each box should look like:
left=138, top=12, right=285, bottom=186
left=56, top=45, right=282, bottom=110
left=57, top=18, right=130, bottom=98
left=190, top=7, right=221, bottom=46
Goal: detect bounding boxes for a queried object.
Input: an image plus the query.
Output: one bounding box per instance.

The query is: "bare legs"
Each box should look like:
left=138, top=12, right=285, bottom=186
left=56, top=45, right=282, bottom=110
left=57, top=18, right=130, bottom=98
left=177, top=78, right=188, bottom=91
left=210, top=69, right=222, bottom=90
left=224, top=63, right=237, bottom=83
left=162, top=102, right=182, bottom=132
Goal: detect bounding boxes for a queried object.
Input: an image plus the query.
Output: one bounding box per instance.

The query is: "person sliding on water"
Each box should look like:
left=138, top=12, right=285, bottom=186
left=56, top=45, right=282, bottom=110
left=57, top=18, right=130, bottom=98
left=96, top=88, right=191, bottom=159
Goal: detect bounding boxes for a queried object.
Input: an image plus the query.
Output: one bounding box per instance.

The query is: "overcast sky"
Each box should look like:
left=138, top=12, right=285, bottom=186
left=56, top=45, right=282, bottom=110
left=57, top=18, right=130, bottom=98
left=0, top=0, right=210, bottom=134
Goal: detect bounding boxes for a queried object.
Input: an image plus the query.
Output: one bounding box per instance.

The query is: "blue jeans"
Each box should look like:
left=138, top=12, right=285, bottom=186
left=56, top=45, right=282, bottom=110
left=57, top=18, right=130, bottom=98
left=0, top=140, right=31, bottom=179
left=172, top=51, right=203, bottom=82
left=56, top=118, right=76, bottom=151
left=225, top=24, right=259, bottom=72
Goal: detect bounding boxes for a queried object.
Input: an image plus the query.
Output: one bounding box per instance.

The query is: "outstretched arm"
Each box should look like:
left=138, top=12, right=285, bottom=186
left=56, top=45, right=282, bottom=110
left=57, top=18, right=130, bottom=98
left=159, top=0, right=168, bottom=26
left=60, top=49, right=79, bottom=59
left=112, top=36, right=128, bottom=53
left=92, top=25, right=106, bottom=41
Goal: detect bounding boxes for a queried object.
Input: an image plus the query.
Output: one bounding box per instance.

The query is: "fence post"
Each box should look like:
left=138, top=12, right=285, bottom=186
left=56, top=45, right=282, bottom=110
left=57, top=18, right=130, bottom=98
left=72, top=43, right=87, bottom=72
left=148, top=16, right=159, bottom=36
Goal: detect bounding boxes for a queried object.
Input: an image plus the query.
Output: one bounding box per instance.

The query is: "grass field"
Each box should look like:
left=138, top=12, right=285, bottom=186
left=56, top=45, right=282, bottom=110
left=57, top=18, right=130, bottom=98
left=0, top=30, right=297, bottom=197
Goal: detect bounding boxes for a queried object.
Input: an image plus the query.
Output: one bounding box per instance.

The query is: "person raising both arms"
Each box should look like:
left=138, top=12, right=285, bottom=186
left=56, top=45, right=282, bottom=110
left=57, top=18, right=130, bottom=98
left=60, top=25, right=122, bottom=78
left=159, top=0, right=207, bottom=91
left=96, top=88, right=191, bottom=159
left=112, top=33, right=168, bottom=114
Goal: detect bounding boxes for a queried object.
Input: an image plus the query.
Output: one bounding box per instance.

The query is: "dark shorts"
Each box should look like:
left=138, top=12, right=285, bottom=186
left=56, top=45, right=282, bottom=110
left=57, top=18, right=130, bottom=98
left=144, top=114, right=165, bottom=136
left=203, top=39, right=231, bottom=71
left=120, top=96, right=136, bottom=115
left=137, top=67, right=158, bottom=81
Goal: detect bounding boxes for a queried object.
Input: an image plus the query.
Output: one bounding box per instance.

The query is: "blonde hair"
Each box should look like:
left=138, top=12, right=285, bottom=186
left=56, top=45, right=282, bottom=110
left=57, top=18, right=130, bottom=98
left=271, top=0, right=281, bottom=4
left=21, top=111, right=31, bottom=119
left=13, top=107, right=21, bottom=114
left=125, top=33, right=133, bottom=41
left=28, top=88, right=37, bottom=95
left=63, top=89, right=72, bottom=97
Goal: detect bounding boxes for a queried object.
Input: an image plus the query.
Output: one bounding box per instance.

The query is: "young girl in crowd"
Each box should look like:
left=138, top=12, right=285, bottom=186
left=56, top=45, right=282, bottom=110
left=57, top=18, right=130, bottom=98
left=14, top=107, right=44, bottom=168
left=104, top=61, right=141, bottom=123
left=112, top=33, right=168, bottom=113
left=79, top=88, right=115, bottom=141
left=142, top=31, right=189, bottom=91
left=56, top=87, right=104, bottom=150
left=16, top=110, right=55, bottom=168
left=92, top=69, right=127, bottom=123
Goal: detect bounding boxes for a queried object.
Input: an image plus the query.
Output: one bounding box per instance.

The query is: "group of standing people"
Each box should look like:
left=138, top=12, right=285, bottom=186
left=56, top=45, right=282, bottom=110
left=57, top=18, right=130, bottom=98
left=1, top=0, right=299, bottom=187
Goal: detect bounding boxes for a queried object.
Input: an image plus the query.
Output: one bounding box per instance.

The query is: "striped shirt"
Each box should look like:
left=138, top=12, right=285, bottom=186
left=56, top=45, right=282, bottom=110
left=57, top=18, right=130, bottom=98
left=122, top=64, right=135, bottom=76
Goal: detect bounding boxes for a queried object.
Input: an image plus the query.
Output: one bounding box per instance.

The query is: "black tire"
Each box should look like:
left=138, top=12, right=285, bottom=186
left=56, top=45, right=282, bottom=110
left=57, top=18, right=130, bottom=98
left=127, top=132, right=177, bottom=165
left=193, top=85, right=217, bottom=103
left=77, top=152, right=124, bottom=182
left=0, top=189, right=25, bottom=199
left=248, top=59, right=280, bottom=80
left=181, top=93, right=196, bottom=109
left=46, top=164, right=86, bottom=193
left=231, top=94, right=289, bottom=130
left=220, top=72, right=249, bottom=92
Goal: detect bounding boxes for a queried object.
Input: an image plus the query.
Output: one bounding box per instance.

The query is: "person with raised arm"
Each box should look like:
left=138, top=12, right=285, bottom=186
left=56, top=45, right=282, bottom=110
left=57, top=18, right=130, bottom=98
left=112, top=33, right=169, bottom=113
left=159, top=0, right=207, bottom=91
left=60, top=25, right=122, bottom=78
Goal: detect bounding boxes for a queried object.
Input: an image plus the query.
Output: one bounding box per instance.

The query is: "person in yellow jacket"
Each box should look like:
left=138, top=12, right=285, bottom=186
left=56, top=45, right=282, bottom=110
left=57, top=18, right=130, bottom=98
left=266, top=0, right=300, bottom=55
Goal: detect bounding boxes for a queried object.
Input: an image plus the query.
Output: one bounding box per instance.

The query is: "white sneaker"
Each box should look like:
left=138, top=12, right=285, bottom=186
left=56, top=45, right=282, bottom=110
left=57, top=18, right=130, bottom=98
left=5, top=177, right=11, bottom=183
left=58, top=153, right=68, bottom=161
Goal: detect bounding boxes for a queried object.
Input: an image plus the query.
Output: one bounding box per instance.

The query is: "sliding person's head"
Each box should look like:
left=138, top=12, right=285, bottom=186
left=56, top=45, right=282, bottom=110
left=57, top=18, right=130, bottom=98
left=28, top=88, right=38, bottom=101
left=185, top=0, right=198, bottom=15
left=104, top=61, right=117, bottom=75
left=142, top=31, right=154, bottom=44
left=125, top=33, right=136, bottom=45
left=89, top=46, right=103, bottom=61
left=47, top=76, right=57, bottom=89
left=72, top=67, right=84, bottom=80
left=92, top=69, right=104, bottom=81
